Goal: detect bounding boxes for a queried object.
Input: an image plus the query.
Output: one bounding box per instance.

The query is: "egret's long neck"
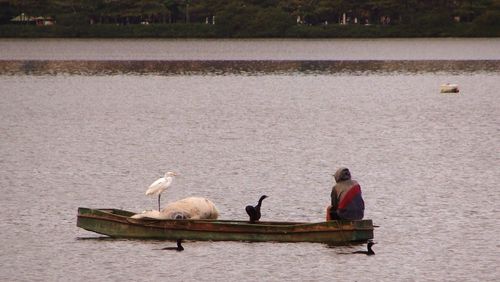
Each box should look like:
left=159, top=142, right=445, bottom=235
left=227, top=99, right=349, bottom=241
left=165, top=177, right=173, bottom=186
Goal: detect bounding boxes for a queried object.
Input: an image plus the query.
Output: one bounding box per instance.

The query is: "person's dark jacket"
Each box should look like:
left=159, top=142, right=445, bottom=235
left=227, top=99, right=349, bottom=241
left=330, top=167, right=365, bottom=220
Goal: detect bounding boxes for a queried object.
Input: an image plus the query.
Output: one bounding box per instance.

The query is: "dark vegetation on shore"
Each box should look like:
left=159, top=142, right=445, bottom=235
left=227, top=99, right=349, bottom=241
left=1, top=0, right=499, bottom=38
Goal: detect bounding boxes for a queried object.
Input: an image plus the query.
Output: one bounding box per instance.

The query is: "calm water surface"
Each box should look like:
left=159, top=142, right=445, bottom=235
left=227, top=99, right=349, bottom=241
left=1, top=38, right=500, bottom=60
left=0, top=39, right=499, bottom=281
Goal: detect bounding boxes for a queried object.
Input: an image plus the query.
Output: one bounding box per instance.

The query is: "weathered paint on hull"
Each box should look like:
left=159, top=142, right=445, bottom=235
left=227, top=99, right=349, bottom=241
left=77, top=207, right=374, bottom=243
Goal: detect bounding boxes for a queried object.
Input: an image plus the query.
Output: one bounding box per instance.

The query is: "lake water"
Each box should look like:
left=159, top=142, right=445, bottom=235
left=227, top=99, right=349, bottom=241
left=1, top=38, right=500, bottom=60
left=0, top=38, right=499, bottom=281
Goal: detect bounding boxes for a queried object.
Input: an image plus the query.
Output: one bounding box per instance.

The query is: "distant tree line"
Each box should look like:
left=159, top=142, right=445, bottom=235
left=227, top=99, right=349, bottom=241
left=1, top=0, right=499, bottom=36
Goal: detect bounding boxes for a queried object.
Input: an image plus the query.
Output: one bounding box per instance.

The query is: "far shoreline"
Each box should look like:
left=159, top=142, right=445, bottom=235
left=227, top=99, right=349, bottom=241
left=1, top=23, right=498, bottom=39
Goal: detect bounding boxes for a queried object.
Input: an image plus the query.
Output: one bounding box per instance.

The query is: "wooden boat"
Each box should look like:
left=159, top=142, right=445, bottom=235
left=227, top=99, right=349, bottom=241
left=440, top=83, right=459, bottom=93
left=77, top=207, right=374, bottom=243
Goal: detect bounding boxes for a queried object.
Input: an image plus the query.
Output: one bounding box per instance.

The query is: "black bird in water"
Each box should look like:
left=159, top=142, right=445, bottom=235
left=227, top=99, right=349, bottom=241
left=245, top=195, right=268, bottom=223
left=352, top=241, right=376, bottom=255
left=162, top=239, right=184, bottom=251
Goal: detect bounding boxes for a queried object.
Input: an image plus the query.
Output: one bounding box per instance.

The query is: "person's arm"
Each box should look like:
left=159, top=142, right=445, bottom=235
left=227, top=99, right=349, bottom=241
left=331, top=188, right=338, bottom=210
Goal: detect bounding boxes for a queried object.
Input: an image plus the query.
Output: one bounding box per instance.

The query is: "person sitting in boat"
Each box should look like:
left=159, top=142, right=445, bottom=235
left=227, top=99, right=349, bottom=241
left=328, top=167, right=365, bottom=220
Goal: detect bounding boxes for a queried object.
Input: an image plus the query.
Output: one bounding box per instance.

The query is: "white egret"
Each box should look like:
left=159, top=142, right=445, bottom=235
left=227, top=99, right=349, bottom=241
left=145, top=171, right=178, bottom=211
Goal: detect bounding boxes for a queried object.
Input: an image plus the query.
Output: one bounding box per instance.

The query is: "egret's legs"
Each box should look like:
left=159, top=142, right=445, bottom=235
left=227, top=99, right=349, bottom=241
left=158, top=194, right=161, bottom=211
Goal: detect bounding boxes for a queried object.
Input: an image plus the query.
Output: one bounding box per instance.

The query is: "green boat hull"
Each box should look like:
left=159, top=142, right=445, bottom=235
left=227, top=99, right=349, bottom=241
left=77, top=207, right=374, bottom=243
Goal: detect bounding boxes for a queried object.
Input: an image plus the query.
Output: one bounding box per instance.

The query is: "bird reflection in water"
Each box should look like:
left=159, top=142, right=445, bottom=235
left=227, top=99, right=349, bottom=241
left=352, top=241, right=376, bottom=255
left=161, top=239, right=184, bottom=252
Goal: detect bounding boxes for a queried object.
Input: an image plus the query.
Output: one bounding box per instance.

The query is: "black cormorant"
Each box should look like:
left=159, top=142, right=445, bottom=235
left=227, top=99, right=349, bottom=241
left=162, top=239, right=184, bottom=251
left=245, top=195, right=268, bottom=223
left=352, top=241, right=376, bottom=255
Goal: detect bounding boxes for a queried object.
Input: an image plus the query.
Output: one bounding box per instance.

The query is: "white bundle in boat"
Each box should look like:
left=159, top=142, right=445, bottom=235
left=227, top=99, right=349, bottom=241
left=131, top=197, right=219, bottom=220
